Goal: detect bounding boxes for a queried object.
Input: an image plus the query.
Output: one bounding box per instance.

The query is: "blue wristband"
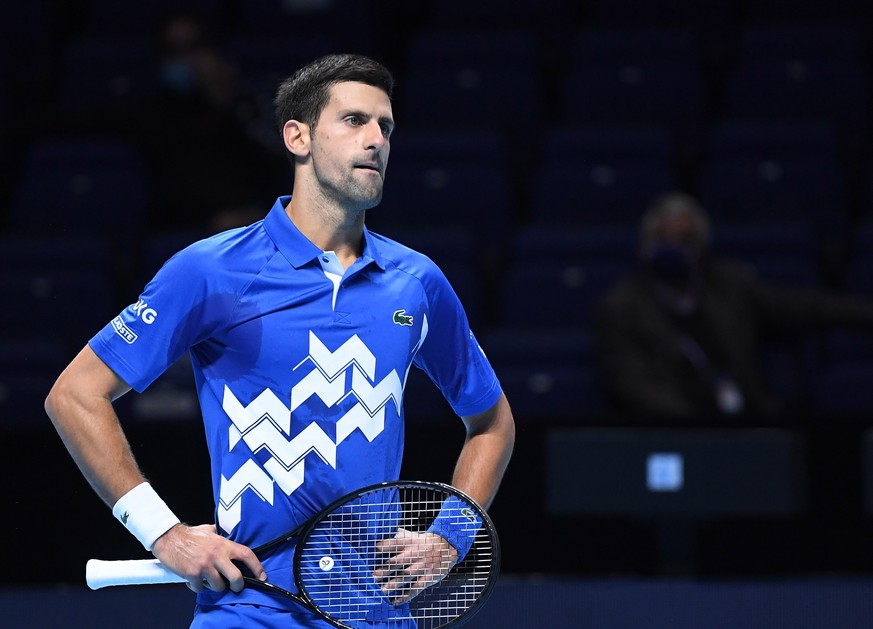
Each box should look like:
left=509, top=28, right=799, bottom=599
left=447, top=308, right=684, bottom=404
left=426, top=495, right=483, bottom=561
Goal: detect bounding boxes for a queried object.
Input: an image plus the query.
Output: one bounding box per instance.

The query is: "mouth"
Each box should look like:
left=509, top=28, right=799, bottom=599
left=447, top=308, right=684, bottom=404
left=355, top=163, right=382, bottom=175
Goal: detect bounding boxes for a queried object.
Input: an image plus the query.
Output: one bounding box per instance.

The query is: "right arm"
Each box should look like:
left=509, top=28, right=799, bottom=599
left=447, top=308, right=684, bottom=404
left=45, top=345, right=264, bottom=592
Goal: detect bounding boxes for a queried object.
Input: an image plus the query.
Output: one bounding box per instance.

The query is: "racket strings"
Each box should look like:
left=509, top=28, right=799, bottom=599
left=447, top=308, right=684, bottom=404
left=296, top=484, right=496, bottom=628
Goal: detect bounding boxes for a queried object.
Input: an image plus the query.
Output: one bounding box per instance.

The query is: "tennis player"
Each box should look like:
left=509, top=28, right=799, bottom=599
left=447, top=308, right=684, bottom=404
left=45, top=54, right=515, bottom=628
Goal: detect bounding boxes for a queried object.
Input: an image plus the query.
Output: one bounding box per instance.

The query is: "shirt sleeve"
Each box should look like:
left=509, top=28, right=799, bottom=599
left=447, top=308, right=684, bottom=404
left=88, top=243, right=234, bottom=392
left=413, top=264, right=502, bottom=417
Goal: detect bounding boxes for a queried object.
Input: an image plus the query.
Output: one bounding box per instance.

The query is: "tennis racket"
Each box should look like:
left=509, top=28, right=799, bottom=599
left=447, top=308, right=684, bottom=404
left=86, top=480, right=500, bottom=628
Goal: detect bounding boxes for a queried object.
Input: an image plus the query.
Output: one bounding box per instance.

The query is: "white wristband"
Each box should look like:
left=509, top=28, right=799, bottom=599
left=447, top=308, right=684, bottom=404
left=112, top=482, right=181, bottom=551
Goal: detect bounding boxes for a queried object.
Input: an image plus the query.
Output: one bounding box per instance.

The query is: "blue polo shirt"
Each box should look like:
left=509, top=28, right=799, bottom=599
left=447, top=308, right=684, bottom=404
left=89, top=196, right=502, bottom=613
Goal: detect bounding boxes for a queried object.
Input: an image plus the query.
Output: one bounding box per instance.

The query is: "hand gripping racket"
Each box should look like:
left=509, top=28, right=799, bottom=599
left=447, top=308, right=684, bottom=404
left=86, top=481, right=500, bottom=628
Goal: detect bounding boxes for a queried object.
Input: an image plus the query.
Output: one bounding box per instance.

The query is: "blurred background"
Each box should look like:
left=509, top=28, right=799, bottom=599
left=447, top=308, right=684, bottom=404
left=5, top=0, right=873, bottom=626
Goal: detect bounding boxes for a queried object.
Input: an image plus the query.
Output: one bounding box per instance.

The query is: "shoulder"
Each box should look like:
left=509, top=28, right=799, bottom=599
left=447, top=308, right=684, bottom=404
left=368, top=230, right=445, bottom=282
left=161, top=220, right=277, bottom=284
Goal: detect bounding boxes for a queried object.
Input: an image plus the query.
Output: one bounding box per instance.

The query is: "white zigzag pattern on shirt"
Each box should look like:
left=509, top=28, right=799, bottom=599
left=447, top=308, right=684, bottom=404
left=217, top=332, right=403, bottom=533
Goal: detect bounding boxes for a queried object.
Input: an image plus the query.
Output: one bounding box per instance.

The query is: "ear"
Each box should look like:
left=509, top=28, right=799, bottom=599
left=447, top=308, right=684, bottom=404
left=283, top=119, right=310, bottom=158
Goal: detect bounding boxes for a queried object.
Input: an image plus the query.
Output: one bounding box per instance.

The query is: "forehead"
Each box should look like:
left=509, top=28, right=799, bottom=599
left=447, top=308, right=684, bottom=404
left=323, top=81, right=393, bottom=118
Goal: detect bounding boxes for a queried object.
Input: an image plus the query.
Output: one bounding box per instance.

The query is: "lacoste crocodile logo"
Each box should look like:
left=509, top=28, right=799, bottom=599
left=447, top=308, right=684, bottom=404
left=393, top=309, right=413, bottom=326
left=121, top=511, right=130, bottom=525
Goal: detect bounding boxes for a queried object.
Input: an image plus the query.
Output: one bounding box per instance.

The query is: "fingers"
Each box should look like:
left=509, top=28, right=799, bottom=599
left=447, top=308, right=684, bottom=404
left=152, top=524, right=266, bottom=594
left=374, top=531, right=459, bottom=604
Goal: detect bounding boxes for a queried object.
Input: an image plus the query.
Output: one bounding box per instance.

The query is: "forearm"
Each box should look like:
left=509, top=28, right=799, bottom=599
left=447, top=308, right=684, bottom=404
left=44, top=347, right=145, bottom=507
left=453, top=394, right=515, bottom=509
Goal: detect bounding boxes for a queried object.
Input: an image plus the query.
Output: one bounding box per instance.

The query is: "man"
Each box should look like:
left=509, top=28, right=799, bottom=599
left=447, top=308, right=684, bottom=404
left=594, top=191, right=873, bottom=419
left=45, top=54, right=514, bottom=628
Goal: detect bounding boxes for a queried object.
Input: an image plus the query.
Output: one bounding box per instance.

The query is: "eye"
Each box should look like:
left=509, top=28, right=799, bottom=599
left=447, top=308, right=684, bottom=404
left=380, top=123, right=393, bottom=139
left=345, top=115, right=362, bottom=127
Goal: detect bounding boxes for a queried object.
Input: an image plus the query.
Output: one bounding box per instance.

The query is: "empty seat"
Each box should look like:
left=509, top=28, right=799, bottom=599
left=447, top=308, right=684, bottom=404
left=399, top=67, right=542, bottom=131
left=529, top=157, right=675, bottom=226
left=697, top=155, right=847, bottom=232
left=222, top=34, right=339, bottom=84
left=710, top=221, right=821, bottom=286
left=541, top=125, right=673, bottom=162
left=0, top=269, right=116, bottom=350
left=10, top=139, right=149, bottom=240
left=496, top=260, right=629, bottom=329
left=726, top=58, right=869, bottom=127
left=510, top=225, right=639, bottom=266
left=56, top=37, right=158, bottom=110
left=372, top=161, right=512, bottom=233
left=405, top=30, right=538, bottom=74
left=736, top=21, right=864, bottom=65
left=707, top=120, right=839, bottom=160
left=560, top=32, right=705, bottom=136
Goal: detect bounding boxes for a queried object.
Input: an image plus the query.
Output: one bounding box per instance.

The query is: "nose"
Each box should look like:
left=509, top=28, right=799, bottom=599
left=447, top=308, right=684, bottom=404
left=364, top=120, right=387, bottom=151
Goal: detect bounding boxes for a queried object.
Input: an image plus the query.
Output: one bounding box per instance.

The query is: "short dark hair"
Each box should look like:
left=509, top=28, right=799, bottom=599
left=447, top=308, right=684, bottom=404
left=273, top=54, right=394, bottom=136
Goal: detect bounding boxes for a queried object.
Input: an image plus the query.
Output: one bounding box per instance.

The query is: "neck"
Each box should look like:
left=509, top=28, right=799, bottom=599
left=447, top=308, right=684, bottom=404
left=284, top=194, right=364, bottom=269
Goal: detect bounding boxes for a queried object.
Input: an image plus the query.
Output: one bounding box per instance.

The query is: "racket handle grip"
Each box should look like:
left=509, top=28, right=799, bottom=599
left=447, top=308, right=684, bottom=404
left=86, top=558, right=186, bottom=590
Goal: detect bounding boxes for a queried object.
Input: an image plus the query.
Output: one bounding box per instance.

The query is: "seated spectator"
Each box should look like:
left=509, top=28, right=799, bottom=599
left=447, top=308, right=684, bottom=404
left=594, top=192, right=873, bottom=419
left=145, top=13, right=287, bottom=232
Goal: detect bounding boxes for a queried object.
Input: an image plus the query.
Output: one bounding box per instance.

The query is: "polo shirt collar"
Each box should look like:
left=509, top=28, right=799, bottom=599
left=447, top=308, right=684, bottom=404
left=264, top=196, right=387, bottom=271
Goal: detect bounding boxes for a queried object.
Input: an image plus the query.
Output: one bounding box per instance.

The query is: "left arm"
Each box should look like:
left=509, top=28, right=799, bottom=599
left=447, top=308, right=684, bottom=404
left=375, top=394, right=514, bottom=603
left=453, top=393, right=515, bottom=509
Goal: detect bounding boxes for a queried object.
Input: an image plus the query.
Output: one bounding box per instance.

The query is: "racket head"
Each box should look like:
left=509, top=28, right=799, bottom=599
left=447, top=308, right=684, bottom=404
left=293, top=480, right=500, bottom=628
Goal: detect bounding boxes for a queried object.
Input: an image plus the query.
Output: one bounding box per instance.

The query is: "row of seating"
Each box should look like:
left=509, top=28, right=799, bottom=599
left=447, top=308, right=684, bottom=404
left=39, top=22, right=873, bottom=131
left=4, top=217, right=873, bottom=421
left=6, top=120, right=871, bottom=239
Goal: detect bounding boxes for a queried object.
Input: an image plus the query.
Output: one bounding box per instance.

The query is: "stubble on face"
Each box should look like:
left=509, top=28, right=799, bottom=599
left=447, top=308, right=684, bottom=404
left=307, top=83, right=392, bottom=219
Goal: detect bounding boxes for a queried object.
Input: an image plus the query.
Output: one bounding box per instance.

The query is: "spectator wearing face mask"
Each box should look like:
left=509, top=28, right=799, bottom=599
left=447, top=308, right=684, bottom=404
left=593, top=192, right=873, bottom=420
left=145, top=13, right=286, bottom=233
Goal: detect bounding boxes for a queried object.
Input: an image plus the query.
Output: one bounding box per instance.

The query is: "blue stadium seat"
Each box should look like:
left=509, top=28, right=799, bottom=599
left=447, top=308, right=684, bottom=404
left=56, top=37, right=158, bottom=111
left=10, top=139, right=149, bottom=240
left=697, top=155, right=847, bottom=232
left=0, top=235, right=112, bottom=274
left=541, top=125, right=673, bottom=162
left=529, top=157, right=675, bottom=226
left=372, top=160, right=512, bottom=234
left=726, top=59, right=869, bottom=127
left=0, top=339, right=70, bottom=424
left=482, top=328, right=604, bottom=419
left=561, top=60, right=705, bottom=132
left=707, top=120, right=839, bottom=161
left=425, top=0, right=567, bottom=29
left=814, top=315, right=873, bottom=415
left=390, top=129, right=508, bottom=165
left=510, top=225, right=639, bottom=267
left=405, top=30, right=538, bottom=75
left=735, top=21, right=864, bottom=66
left=80, top=0, right=223, bottom=36
left=0, top=269, right=116, bottom=350
left=237, top=0, right=384, bottom=59
left=495, top=260, right=629, bottom=329
left=710, top=221, right=821, bottom=286
left=570, top=26, right=700, bottom=66
left=584, top=0, right=733, bottom=24
left=744, top=0, right=868, bottom=20
left=399, top=31, right=541, bottom=131
left=399, top=67, right=542, bottom=132
left=816, top=364, right=873, bottom=413
left=560, top=27, right=705, bottom=137
left=222, top=35, right=339, bottom=84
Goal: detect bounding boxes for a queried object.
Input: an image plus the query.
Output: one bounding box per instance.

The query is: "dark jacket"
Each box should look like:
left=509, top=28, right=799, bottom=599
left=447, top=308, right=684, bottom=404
left=594, top=258, right=873, bottom=418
